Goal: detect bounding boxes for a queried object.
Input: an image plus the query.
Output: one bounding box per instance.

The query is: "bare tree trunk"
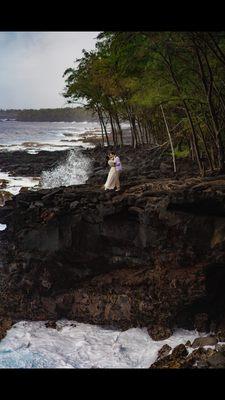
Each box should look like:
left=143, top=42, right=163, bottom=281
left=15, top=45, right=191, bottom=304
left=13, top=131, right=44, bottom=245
left=96, top=107, right=104, bottom=146
left=122, top=100, right=135, bottom=147
left=114, top=112, right=124, bottom=147
left=109, top=112, right=116, bottom=147
left=193, top=39, right=225, bottom=172
left=101, top=115, right=110, bottom=146
left=204, top=52, right=225, bottom=172
left=160, top=105, right=177, bottom=173
left=165, top=54, right=204, bottom=175
left=143, top=122, right=149, bottom=144
left=131, top=115, right=139, bottom=147
left=137, top=118, right=145, bottom=145
left=126, top=106, right=137, bottom=148
left=99, top=118, right=105, bottom=146
left=207, top=32, right=225, bottom=68
left=197, top=123, right=214, bottom=171
left=113, top=118, right=119, bottom=146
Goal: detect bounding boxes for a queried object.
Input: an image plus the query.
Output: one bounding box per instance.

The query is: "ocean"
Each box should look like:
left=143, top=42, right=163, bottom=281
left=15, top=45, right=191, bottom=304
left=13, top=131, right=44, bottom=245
left=0, top=120, right=101, bottom=152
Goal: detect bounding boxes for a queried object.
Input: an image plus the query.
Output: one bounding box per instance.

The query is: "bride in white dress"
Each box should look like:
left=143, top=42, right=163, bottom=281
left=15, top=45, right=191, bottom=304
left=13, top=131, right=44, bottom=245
left=104, top=155, right=117, bottom=190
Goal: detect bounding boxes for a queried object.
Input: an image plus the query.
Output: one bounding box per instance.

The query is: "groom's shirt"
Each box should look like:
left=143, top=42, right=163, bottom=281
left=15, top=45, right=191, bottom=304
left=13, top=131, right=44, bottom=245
left=114, top=156, right=122, bottom=172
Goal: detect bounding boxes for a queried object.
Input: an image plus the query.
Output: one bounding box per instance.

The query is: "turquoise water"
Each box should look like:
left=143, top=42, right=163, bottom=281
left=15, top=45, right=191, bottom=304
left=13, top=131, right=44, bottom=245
left=0, top=321, right=200, bottom=369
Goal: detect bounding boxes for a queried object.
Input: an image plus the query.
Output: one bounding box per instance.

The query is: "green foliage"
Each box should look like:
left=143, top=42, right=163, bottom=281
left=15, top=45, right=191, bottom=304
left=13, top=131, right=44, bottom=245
left=63, top=31, right=225, bottom=172
left=174, top=146, right=190, bottom=158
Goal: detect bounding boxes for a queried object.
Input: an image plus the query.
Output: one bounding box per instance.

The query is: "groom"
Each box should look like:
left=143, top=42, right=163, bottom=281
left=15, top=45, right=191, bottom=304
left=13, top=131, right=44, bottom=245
left=110, top=151, right=122, bottom=191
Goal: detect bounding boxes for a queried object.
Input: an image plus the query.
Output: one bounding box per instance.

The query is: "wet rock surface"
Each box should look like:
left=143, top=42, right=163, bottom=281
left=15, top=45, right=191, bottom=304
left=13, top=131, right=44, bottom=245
left=84, top=145, right=199, bottom=186
left=45, top=320, right=57, bottom=329
left=1, top=145, right=225, bottom=363
left=0, top=318, right=13, bottom=341
left=0, top=190, right=13, bottom=206
left=151, top=336, right=225, bottom=369
left=156, top=344, right=172, bottom=360
left=0, top=149, right=69, bottom=177
left=191, top=336, right=218, bottom=348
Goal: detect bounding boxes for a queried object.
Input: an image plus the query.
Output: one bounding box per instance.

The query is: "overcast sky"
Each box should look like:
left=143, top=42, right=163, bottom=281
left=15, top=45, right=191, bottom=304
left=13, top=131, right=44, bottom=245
left=0, top=31, right=99, bottom=109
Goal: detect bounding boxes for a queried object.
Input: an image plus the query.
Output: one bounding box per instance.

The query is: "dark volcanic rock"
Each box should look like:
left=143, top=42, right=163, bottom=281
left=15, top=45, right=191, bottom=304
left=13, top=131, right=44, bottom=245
left=157, top=344, right=172, bottom=360
left=191, top=336, right=218, bottom=348
left=148, top=325, right=173, bottom=341
left=0, top=179, right=8, bottom=189
left=207, top=352, right=225, bottom=368
left=0, top=149, right=69, bottom=177
left=215, top=321, right=225, bottom=342
left=150, top=346, right=219, bottom=369
left=45, top=320, right=57, bottom=329
left=193, top=312, right=210, bottom=332
left=1, top=173, right=225, bottom=337
left=0, top=318, right=13, bottom=341
left=84, top=145, right=199, bottom=188
left=150, top=345, right=189, bottom=369
left=172, top=344, right=188, bottom=358
left=1, top=146, right=225, bottom=350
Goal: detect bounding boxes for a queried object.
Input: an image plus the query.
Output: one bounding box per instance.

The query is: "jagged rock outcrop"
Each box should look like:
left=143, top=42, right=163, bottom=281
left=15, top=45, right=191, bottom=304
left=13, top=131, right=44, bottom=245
left=0, top=318, right=13, bottom=341
left=0, top=149, right=69, bottom=177
left=84, top=145, right=200, bottom=186
left=151, top=336, right=225, bottom=368
left=1, top=162, right=225, bottom=340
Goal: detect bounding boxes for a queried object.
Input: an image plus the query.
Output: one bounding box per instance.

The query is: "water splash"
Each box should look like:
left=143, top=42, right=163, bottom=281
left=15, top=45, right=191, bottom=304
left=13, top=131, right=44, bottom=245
left=0, top=320, right=201, bottom=368
left=41, top=149, right=92, bottom=189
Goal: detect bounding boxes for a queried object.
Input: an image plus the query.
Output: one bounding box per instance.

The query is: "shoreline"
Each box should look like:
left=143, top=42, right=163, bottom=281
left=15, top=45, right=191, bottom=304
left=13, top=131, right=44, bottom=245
left=1, top=132, right=225, bottom=368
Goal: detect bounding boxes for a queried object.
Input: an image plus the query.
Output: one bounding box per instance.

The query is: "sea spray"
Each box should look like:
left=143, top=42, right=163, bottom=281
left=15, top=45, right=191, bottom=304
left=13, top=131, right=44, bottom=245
left=41, top=149, right=92, bottom=188
left=0, top=321, right=200, bottom=368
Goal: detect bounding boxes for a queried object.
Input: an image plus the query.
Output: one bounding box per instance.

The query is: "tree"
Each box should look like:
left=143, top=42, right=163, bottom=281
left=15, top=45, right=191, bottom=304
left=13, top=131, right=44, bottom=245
left=63, top=31, right=225, bottom=175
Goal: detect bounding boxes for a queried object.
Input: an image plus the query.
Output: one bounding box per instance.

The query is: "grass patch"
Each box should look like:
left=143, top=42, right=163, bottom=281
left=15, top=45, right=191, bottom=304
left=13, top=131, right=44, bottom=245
left=165, top=146, right=190, bottom=158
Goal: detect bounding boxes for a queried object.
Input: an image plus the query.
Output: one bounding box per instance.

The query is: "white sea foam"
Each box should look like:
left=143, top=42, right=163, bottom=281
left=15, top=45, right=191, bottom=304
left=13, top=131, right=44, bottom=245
left=0, top=320, right=201, bottom=369
left=2, top=141, right=94, bottom=153
left=0, top=120, right=101, bottom=151
left=41, top=149, right=92, bottom=188
left=0, top=171, right=40, bottom=195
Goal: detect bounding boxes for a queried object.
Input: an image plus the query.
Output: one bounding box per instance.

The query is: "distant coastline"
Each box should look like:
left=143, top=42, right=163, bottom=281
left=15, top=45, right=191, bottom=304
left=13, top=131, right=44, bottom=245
left=0, top=107, right=98, bottom=122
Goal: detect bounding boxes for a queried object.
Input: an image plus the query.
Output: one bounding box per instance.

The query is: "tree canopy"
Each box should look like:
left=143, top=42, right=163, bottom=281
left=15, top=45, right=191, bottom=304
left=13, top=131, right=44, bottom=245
left=63, top=31, right=225, bottom=175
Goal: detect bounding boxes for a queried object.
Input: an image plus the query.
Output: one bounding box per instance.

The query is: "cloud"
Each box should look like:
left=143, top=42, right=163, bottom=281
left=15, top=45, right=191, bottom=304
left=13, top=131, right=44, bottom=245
left=0, top=32, right=99, bottom=109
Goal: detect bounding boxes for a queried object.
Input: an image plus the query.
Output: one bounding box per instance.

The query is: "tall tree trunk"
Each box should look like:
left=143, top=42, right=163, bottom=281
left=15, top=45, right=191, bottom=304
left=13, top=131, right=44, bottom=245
left=122, top=99, right=135, bottom=147
left=197, top=122, right=214, bottom=172
left=193, top=39, right=225, bottom=172
left=109, top=112, right=116, bottom=147
left=144, top=123, right=149, bottom=144
left=101, top=114, right=110, bottom=146
left=137, top=118, right=145, bottom=145
left=160, top=105, right=177, bottom=173
left=99, top=117, right=105, bottom=146
left=126, top=105, right=137, bottom=148
left=114, top=112, right=124, bottom=147
left=204, top=52, right=225, bottom=172
left=164, top=53, right=204, bottom=175
left=96, top=108, right=104, bottom=146
left=112, top=117, right=119, bottom=146
left=131, top=115, right=139, bottom=147
left=207, top=32, right=225, bottom=68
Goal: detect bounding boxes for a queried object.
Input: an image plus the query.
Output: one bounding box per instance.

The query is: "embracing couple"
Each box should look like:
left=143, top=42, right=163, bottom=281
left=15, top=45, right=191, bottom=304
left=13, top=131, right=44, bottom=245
left=104, top=151, right=122, bottom=192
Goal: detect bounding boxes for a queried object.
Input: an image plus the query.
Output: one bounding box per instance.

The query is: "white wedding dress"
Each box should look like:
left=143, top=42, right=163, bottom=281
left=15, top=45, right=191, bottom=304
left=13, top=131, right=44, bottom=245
left=104, top=159, right=117, bottom=190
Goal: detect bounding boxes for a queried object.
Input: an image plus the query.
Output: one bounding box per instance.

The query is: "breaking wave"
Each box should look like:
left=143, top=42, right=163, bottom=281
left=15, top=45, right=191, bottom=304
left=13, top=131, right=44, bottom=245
left=41, top=149, right=92, bottom=189
left=0, top=320, right=200, bottom=368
